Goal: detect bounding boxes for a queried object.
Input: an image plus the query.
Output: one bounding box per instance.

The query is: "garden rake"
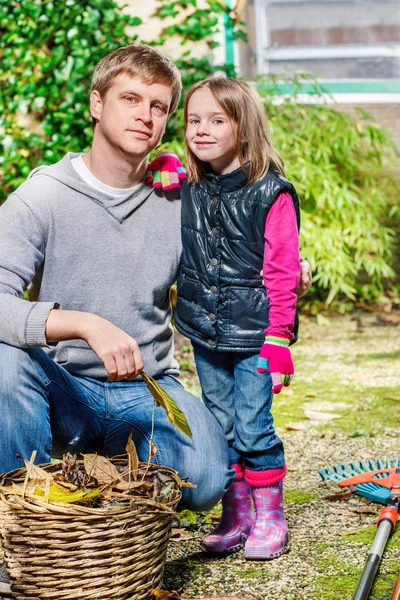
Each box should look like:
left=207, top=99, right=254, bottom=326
left=319, top=456, right=400, bottom=504
left=318, top=457, right=400, bottom=600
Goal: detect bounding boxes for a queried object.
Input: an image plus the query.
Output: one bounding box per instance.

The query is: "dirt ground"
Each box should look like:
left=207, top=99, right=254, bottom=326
left=0, top=311, right=398, bottom=600
left=164, top=310, right=400, bottom=600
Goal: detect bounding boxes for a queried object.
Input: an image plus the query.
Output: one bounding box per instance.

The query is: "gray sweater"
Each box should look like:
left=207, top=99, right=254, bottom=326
left=0, top=153, right=182, bottom=378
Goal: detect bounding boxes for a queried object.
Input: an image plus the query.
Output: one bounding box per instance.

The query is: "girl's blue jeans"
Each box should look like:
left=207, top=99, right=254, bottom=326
left=0, top=343, right=234, bottom=510
left=193, top=344, right=285, bottom=471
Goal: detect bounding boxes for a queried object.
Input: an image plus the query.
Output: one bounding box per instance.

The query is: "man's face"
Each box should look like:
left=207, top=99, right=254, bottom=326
left=91, top=73, right=173, bottom=158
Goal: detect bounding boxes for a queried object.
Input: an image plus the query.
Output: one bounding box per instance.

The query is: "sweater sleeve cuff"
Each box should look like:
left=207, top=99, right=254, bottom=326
left=264, top=335, right=290, bottom=347
left=25, top=302, right=60, bottom=347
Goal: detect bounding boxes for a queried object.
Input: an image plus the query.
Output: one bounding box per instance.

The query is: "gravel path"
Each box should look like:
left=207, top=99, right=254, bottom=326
left=165, top=312, right=400, bottom=600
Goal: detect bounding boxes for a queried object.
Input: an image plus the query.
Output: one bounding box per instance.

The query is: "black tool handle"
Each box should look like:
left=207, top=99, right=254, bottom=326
left=352, top=553, right=381, bottom=600
left=352, top=519, right=393, bottom=600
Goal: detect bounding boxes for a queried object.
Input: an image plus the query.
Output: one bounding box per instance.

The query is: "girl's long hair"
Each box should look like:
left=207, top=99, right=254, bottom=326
left=184, top=78, right=285, bottom=185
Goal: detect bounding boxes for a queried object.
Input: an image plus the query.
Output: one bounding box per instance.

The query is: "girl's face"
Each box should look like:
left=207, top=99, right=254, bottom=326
left=186, top=88, right=240, bottom=175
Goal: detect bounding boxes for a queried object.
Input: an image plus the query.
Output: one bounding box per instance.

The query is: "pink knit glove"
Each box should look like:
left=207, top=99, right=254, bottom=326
left=257, top=336, right=294, bottom=394
left=145, top=152, right=186, bottom=190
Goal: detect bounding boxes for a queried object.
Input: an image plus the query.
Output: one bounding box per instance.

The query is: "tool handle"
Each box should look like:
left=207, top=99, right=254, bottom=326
left=352, top=553, right=381, bottom=600
left=377, top=506, right=398, bottom=533
left=352, top=520, right=393, bottom=600
left=391, top=574, right=400, bottom=600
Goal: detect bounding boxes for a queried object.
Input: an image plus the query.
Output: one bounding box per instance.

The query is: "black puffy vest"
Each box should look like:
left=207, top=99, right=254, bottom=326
left=175, top=165, right=300, bottom=351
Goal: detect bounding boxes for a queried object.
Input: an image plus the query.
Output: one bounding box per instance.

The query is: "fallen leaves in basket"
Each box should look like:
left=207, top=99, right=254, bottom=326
left=3, top=436, right=183, bottom=508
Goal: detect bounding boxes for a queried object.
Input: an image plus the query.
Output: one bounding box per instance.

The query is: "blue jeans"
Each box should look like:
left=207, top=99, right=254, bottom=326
left=193, top=344, right=285, bottom=471
left=0, top=343, right=234, bottom=510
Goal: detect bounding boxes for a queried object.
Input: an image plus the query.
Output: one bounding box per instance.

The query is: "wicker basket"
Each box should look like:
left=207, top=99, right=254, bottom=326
left=0, top=459, right=182, bottom=600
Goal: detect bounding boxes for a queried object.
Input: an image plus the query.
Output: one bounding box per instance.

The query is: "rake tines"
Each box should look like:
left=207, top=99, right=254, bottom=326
left=318, top=456, right=400, bottom=504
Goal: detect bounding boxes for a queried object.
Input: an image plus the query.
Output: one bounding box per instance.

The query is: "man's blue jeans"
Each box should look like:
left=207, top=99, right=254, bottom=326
left=0, top=343, right=234, bottom=510
left=193, top=344, right=285, bottom=471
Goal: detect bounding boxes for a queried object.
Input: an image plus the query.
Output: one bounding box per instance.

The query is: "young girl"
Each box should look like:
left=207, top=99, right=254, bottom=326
left=174, top=78, right=301, bottom=561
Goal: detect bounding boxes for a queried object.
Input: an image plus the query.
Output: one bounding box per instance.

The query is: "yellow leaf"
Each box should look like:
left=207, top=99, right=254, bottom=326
left=142, top=372, right=192, bottom=439
left=82, top=454, right=120, bottom=484
left=34, top=482, right=100, bottom=504
left=12, top=482, right=100, bottom=504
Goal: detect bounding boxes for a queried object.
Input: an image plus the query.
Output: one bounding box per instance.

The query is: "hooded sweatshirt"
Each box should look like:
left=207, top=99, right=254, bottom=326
left=0, top=153, right=182, bottom=378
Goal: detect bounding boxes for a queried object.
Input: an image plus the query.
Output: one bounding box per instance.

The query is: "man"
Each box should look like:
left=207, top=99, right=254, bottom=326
left=0, top=44, right=234, bottom=510
left=0, top=43, right=311, bottom=594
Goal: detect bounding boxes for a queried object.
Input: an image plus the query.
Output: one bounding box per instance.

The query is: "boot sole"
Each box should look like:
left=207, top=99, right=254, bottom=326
left=202, top=533, right=249, bottom=555
left=244, top=535, right=289, bottom=561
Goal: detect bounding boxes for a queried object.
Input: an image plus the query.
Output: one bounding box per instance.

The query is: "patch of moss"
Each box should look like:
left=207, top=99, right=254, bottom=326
left=273, top=364, right=400, bottom=438
left=343, top=526, right=376, bottom=544
left=313, top=538, right=400, bottom=600
left=284, top=489, right=318, bottom=504
left=178, top=509, right=200, bottom=528
left=232, top=565, right=273, bottom=579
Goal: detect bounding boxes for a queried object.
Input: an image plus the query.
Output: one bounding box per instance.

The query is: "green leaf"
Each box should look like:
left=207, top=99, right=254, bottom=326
left=142, top=372, right=193, bottom=439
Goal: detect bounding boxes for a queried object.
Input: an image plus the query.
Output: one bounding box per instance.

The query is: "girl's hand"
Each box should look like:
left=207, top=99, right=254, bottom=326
left=296, top=256, right=312, bottom=298
left=257, top=336, right=294, bottom=394
left=145, top=152, right=186, bottom=190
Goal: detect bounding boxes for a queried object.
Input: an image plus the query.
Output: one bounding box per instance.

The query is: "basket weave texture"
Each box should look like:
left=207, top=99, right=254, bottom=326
left=0, top=460, right=182, bottom=600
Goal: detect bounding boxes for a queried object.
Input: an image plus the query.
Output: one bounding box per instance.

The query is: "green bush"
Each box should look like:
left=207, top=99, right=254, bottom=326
left=257, top=75, right=399, bottom=303
left=0, top=0, right=142, bottom=198
left=1, top=1, right=398, bottom=304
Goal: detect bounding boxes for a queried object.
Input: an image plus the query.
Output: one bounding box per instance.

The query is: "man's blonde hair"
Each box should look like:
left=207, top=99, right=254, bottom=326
left=91, top=44, right=182, bottom=127
left=184, top=78, right=284, bottom=185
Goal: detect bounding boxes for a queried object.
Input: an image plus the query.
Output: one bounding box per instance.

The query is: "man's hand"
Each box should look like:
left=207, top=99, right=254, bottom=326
left=46, top=310, right=144, bottom=381
left=145, top=152, right=186, bottom=191
left=295, top=256, right=312, bottom=298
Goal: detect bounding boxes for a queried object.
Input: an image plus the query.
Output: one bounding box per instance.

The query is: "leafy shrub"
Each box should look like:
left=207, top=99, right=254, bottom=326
left=1, top=1, right=398, bottom=304
left=257, top=75, right=399, bottom=303
left=0, top=0, right=141, bottom=200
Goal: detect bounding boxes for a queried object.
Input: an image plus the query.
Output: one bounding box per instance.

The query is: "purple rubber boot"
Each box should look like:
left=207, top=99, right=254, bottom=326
left=244, top=480, right=288, bottom=560
left=202, top=465, right=255, bottom=555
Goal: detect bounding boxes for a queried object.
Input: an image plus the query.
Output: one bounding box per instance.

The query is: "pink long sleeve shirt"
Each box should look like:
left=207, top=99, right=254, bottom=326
left=263, top=192, right=300, bottom=342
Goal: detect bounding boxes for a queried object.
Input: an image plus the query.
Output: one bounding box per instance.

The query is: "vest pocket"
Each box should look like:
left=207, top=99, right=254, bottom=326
left=226, top=286, right=269, bottom=343
left=176, top=273, right=201, bottom=329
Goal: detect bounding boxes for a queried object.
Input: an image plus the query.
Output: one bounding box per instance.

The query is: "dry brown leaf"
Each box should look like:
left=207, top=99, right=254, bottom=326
left=283, top=421, right=308, bottom=431
left=329, top=505, right=376, bottom=517
left=340, top=527, right=372, bottom=537
left=152, top=591, right=181, bottom=600
left=114, top=480, right=152, bottom=492
left=53, top=474, right=78, bottom=491
left=303, top=409, right=341, bottom=422
left=349, top=371, right=371, bottom=384
left=384, top=395, right=400, bottom=402
left=329, top=506, right=356, bottom=517
left=376, top=314, right=400, bottom=325
left=170, top=528, right=194, bottom=541
left=12, top=481, right=39, bottom=496
left=323, top=489, right=352, bottom=501
left=348, top=506, right=377, bottom=516
left=305, top=392, right=318, bottom=398
left=280, top=388, right=294, bottom=396
left=22, top=459, right=53, bottom=483
left=126, top=434, right=139, bottom=481
left=150, top=441, right=158, bottom=458
left=82, top=454, right=120, bottom=484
